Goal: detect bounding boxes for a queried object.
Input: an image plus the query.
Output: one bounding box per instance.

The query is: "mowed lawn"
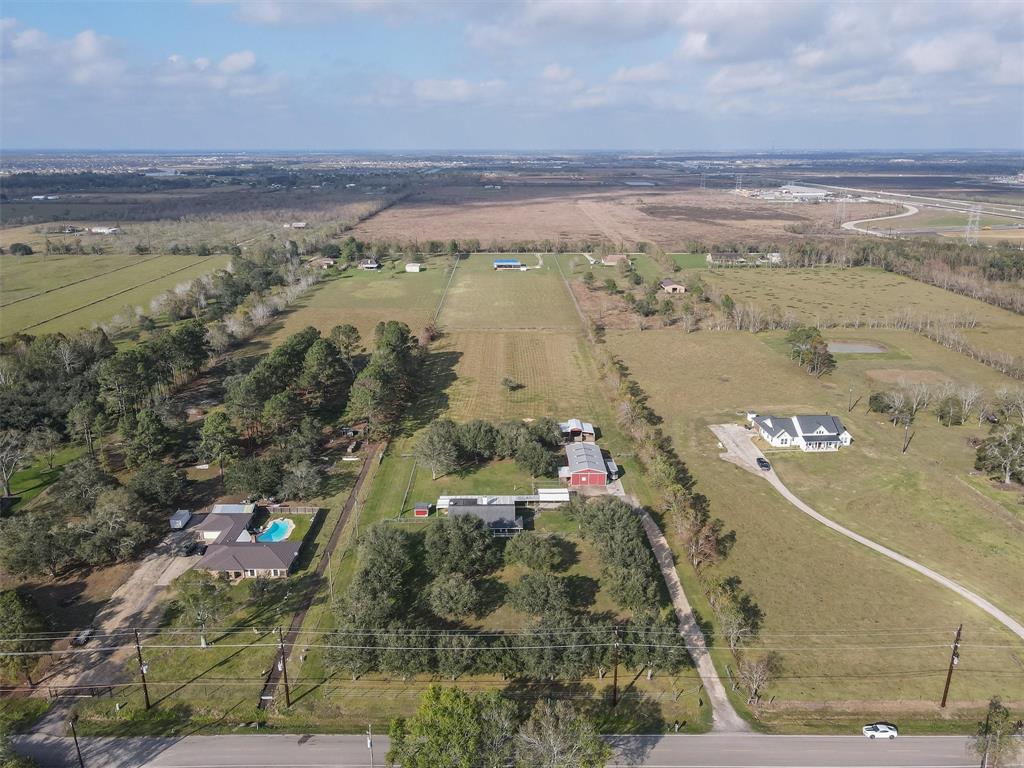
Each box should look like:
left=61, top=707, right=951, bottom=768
left=264, top=260, right=450, bottom=345
left=702, top=266, right=1024, bottom=361
left=2, top=253, right=229, bottom=336
left=438, top=254, right=581, bottom=331
left=606, top=328, right=1024, bottom=709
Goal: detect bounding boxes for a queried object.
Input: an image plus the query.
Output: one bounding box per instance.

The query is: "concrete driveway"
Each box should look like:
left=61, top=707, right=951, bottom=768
left=709, top=423, right=1024, bottom=643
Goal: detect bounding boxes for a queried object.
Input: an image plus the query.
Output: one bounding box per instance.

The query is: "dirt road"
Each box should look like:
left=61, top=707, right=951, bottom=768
left=709, top=423, right=1024, bottom=643
left=32, top=533, right=198, bottom=734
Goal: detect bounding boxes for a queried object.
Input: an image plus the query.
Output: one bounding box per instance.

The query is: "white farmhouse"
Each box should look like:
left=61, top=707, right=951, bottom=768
left=748, top=414, right=852, bottom=452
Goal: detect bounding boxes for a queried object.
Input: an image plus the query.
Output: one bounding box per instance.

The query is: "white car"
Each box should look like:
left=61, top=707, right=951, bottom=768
left=862, top=723, right=898, bottom=739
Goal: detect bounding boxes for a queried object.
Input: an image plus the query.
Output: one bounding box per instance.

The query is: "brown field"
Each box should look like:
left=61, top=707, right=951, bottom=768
left=349, top=185, right=893, bottom=249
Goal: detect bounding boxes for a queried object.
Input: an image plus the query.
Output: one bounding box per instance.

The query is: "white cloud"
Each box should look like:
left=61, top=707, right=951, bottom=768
left=611, top=63, right=671, bottom=84
left=412, top=78, right=504, bottom=104
left=540, top=63, right=574, bottom=82
left=219, top=50, right=256, bottom=74
left=676, top=31, right=710, bottom=60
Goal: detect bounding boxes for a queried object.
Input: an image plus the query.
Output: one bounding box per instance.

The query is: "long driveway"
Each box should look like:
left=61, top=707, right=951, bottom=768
left=709, top=424, right=1024, bottom=642
left=634, top=503, right=749, bottom=733
left=32, top=532, right=200, bottom=735
left=13, top=733, right=977, bottom=768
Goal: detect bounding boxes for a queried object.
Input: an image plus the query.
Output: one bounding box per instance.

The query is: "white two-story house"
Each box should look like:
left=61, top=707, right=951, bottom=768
left=748, top=413, right=853, bottom=452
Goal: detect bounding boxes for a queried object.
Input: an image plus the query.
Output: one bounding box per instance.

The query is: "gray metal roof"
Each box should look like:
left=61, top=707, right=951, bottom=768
left=447, top=499, right=521, bottom=530
left=565, top=442, right=606, bottom=474
left=754, top=415, right=847, bottom=439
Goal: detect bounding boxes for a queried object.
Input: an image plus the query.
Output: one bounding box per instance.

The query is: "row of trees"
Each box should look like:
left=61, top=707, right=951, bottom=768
left=596, top=351, right=770, bottom=681
left=413, top=417, right=563, bottom=480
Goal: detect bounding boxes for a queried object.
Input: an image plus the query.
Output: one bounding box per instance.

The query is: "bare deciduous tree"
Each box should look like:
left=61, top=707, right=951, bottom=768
left=738, top=651, right=783, bottom=705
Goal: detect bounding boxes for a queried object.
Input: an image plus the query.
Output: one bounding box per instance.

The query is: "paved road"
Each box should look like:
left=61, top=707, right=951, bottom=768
left=13, top=733, right=978, bottom=768
left=709, top=423, right=1024, bottom=643
left=841, top=201, right=919, bottom=237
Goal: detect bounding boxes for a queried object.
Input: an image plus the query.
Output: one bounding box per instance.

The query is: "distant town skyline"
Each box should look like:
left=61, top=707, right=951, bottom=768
left=2, top=0, right=1022, bottom=151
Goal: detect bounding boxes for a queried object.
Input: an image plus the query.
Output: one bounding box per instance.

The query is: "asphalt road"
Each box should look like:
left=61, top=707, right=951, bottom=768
left=14, top=733, right=979, bottom=768
left=709, top=423, right=1024, bottom=643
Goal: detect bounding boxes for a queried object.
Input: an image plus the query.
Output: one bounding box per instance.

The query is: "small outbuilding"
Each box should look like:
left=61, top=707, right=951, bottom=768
left=659, top=278, right=685, bottom=294
left=493, top=258, right=523, bottom=271
left=413, top=502, right=431, bottom=518
left=169, top=509, right=192, bottom=530
left=405, top=262, right=424, bottom=273
left=358, top=259, right=382, bottom=271
left=559, top=418, right=596, bottom=443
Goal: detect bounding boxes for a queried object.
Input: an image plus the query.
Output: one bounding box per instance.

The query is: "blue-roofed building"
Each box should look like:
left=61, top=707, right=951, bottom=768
left=493, top=258, right=524, bottom=270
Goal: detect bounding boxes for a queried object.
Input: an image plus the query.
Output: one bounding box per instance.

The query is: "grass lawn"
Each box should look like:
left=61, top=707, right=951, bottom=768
left=668, top=253, right=709, bottom=270
left=4, top=444, right=86, bottom=513
left=3, top=254, right=230, bottom=337
left=264, top=258, right=451, bottom=346
left=438, top=254, right=581, bottom=331
left=701, top=266, right=1024, bottom=362
left=605, top=327, right=1024, bottom=713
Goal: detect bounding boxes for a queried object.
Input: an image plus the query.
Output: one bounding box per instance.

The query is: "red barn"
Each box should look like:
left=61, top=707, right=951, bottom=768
left=560, top=443, right=608, bottom=487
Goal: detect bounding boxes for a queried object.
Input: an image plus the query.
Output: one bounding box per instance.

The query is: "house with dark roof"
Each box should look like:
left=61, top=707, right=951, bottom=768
left=447, top=498, right=523, bottom=537
left=193, top=503, right=301, bottom=579
left=358, top=258, right=382, bottom=270
left=748, top=414, right=853, bottom=452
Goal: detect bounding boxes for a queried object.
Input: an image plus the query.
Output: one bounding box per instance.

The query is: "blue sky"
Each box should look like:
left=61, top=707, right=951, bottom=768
left=2, top=1, right=1022, bottom=150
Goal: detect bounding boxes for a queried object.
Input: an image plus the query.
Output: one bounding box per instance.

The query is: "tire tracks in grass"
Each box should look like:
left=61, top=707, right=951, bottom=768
left=0, top=255, right=162, bottom=309
left=6, top=255, right=222, bottom=336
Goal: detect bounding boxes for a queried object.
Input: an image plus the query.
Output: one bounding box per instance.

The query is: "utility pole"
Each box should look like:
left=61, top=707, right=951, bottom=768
left=367, top=723, right=374, bottom=768
left=611, top=625, right=621, bottom=707
left=134, top=628, right=150, bottom=710
left=277, top=626, right=291, bottom=708
left=69, top=715, right=85, bottom=768
left=939, top=623, right=962, bottom=708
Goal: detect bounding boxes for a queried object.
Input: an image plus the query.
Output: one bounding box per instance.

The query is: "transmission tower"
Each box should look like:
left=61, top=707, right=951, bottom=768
left=699, top=172, right=707, bottom=190
left=964, top=205, right=981, bottom=246
left=834, top=196, right=848, bottom=228
left=735, top=173, right=743, bottom=192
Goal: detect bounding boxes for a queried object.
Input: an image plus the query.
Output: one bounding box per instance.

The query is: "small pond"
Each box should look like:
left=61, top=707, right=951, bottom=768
left=827, top=341, right=887, bottom=354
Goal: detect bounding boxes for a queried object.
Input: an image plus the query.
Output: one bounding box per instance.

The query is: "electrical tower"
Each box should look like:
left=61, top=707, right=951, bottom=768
left=735, top=173, right=743, bottom=192
left=834, top=196, right=847, bottom=228
left=964, top=205, right=981, bottom=246
left=699, top=172, right=707, bottom=190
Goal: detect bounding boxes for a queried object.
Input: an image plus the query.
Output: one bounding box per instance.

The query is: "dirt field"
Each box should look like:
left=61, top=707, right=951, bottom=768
left=349, top=185, right=893, bottom=249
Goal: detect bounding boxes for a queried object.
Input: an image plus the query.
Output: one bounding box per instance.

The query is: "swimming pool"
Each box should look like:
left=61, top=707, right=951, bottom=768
left=257, top=519, right=293, bottom=543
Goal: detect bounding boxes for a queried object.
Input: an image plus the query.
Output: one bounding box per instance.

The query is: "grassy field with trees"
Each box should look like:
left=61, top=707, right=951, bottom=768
left=604, top=326, right=1024, bottom=723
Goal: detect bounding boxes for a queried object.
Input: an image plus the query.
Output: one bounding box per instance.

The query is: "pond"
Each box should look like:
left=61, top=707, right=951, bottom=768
left=827, top=341, right=887, bottom=354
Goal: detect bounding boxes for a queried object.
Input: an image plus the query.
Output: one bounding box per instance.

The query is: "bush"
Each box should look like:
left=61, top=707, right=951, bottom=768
left=9, top=243, right=32, bottom=256
left=424, top=515, right=500, bottom=578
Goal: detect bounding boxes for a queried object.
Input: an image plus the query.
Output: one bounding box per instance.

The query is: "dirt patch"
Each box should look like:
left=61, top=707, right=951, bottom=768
left=641, top=203, right=804, bottom=221
left=865, top=368, right=953, bottom=386
left=349, top=184, right=894, bottom=249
